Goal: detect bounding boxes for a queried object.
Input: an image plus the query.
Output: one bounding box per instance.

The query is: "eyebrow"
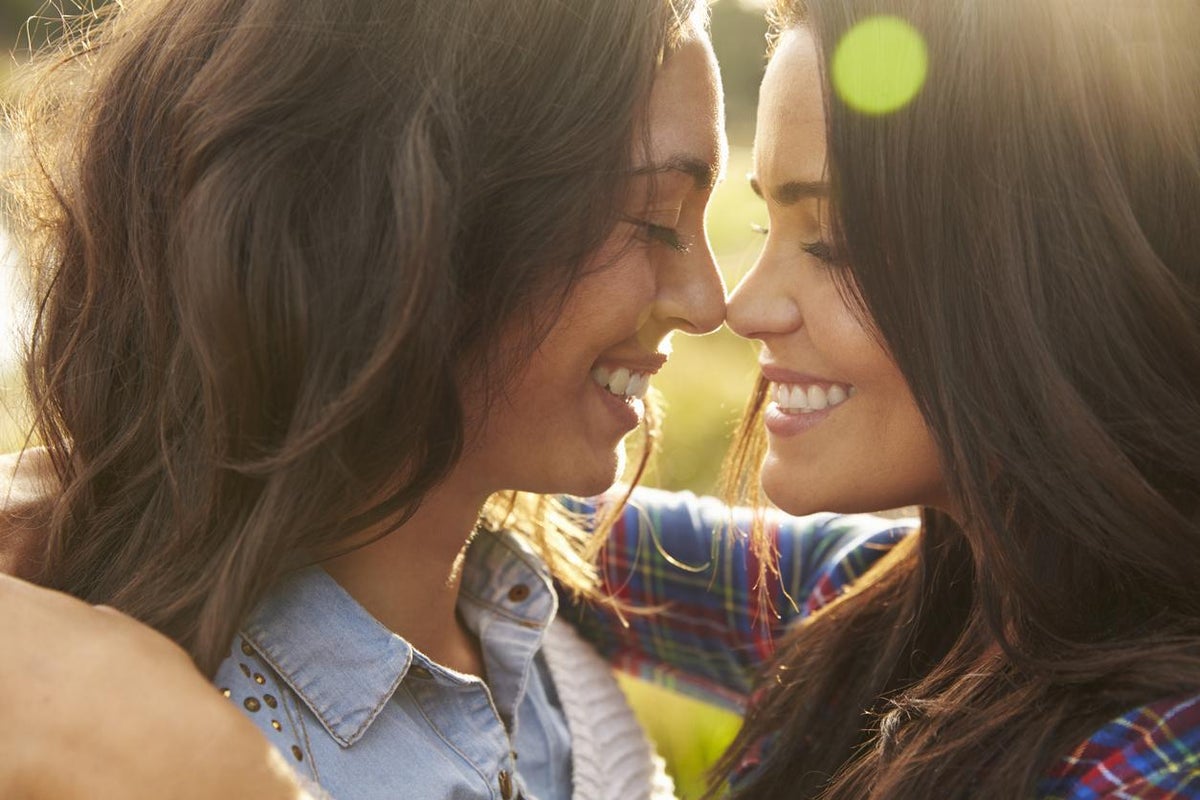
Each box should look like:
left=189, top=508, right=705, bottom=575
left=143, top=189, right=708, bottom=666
left=748, top=175, right=830, bottom=205
left=633, top=155, right=721, bottom=191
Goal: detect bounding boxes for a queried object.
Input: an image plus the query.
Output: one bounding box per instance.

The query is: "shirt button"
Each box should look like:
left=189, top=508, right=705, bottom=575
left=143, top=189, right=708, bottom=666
left=497, top=770, right=513, bottom=799
left=507, top=584, right=530, bottom=603
left=409, top=665, right=434, bottom=680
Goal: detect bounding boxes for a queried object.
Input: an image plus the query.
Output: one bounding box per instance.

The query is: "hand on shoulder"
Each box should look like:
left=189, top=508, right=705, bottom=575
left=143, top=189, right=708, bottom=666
left=0, top=486, right=316, bottom=799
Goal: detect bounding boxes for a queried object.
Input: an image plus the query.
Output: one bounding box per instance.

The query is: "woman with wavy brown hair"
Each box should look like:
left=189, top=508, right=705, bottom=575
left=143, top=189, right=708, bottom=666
left=705, top=0, right=1200, bottom=796
left=4, top=0, right=730, bottom=797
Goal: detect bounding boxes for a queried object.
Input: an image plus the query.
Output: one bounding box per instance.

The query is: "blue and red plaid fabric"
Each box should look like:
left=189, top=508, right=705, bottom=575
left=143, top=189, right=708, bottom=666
left=561, top=487, right=914, bottom=710
left=1039, top=693, right=1200, bottom=798
left=560, top=487, right=1200, bottom=797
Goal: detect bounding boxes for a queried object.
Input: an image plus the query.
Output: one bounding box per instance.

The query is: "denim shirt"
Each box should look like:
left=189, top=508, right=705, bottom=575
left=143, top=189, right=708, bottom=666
left=213, top=531, right=573, bottom=800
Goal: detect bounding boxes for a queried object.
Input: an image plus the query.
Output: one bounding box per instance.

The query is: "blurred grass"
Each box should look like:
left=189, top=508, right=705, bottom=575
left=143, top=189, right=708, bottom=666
left=618, top=674, right=744, bottom=799
left=0, top=376, right=27, bottom=451
left=1, top=238, right=27, bottom=453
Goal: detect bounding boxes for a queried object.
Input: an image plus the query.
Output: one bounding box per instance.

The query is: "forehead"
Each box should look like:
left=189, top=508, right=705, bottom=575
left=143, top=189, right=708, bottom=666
left=756, top=28, right=827, bottom=186
left=639, top=34, right=725, bottom=180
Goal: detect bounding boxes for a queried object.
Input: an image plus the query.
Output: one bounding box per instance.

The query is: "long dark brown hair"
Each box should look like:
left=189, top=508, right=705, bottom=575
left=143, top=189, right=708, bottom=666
left=719, top=0, right=1200, bottom=797
left=8, top=0, right=698, bottom=674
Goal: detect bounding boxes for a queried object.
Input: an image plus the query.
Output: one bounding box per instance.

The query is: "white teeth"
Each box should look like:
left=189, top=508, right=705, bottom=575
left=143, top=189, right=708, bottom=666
left=789, top=385, right=808, bottom=410
left=607, top=367, right=631, bottom=395
left=771, top=381, right=854, bottom=414
left=592, top=366, right=652, bottom=399
left=807, top=385, right=828, bottom=411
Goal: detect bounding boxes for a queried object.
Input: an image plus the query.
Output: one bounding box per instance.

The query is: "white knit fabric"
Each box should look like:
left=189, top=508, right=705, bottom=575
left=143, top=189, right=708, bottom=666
left=540, top=619, right=678, bottom=800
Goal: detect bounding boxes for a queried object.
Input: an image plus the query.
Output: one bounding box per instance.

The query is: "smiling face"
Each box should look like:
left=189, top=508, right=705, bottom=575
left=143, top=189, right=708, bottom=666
left=459, top=32, right=727, bottom=498
left=726, top=27, right=947, bottom=516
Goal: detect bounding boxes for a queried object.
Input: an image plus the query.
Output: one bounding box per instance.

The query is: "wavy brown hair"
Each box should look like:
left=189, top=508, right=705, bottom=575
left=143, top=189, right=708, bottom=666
left=719, top=0, right=1200, bottom=797
left=7, top=0, right=699, bottom=674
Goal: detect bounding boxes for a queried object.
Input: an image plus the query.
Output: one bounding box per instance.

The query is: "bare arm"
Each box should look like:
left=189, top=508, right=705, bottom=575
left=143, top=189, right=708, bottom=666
left=0, top=574, right=322, bottom=800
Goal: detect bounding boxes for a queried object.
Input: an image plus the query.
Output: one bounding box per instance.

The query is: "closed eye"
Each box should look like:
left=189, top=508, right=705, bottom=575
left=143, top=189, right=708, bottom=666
left=751, top=223, right=840, bottom=266
left=624, top=216, right=690, bottom=253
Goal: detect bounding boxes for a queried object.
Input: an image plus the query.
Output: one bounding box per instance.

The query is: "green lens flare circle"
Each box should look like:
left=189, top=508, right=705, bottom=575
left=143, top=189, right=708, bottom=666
left=832, top=16, right=928, bottom=115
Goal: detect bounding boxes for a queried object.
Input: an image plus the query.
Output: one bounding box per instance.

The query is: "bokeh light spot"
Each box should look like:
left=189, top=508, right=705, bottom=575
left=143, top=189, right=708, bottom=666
left=832, top=16, right=928, bottom=115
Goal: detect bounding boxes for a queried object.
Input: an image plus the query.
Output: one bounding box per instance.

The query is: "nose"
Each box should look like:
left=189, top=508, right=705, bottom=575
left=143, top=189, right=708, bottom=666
left=653, top=236, right=727, bottom=337
left=726, top=243, right=802, bottom=340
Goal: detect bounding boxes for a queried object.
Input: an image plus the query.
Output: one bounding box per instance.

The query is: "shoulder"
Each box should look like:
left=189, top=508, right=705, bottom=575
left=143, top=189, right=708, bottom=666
left=0, top=448, right=56, bottom=579
left=1039, top=692, right=1200, bottom=799
left=213, top=633, right=318, bottom=783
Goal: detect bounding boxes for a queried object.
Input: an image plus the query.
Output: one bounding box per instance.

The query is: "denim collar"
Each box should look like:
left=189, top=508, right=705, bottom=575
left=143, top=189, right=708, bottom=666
left=241, top=530, right=556, bottom=747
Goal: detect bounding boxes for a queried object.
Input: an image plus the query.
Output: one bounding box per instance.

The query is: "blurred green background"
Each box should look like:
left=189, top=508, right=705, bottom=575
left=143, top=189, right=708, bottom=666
left=0, top=2, right=775, bottom=796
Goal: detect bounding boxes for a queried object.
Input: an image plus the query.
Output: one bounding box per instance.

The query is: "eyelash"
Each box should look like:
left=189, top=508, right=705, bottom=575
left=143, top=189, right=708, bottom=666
left=751, top=224, right=840, bottom=265
left=627, top=217, right=690, bottom=253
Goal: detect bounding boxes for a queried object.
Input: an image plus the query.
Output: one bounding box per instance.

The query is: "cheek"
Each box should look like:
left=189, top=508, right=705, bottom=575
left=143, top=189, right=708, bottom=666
left=562, top=266, right=658, bottom=349
left=851, top=358, right=948, bottom=508
left=878, top=385, right=943, bottom=476
left=818, top=294, right=876, bottom=363
left=810, top=291, right=896, bottom=399
left=782, top=307, right=948, bottom=512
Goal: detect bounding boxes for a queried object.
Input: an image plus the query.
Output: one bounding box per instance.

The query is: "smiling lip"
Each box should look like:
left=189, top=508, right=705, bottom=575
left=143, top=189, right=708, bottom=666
left=760, top=363, right=854, bottom=438
left=594, top=353, right=668, bottom=375
left=763, top=404, right=834, bottom=437
left=761, top=364, right=840, bottom=387
left=595, top=382, right=643, bottom=431
left=590, top=352, right=665, bottom=433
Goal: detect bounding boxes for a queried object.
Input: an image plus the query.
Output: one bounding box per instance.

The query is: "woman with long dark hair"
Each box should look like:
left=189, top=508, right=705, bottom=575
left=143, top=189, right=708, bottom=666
left=4, top=0, right=731, bottom=797
left=708, top=0, right=1200, bottom=795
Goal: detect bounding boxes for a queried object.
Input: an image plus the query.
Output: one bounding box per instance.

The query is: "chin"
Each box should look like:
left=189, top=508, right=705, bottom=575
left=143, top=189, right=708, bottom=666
left=761, top=459, right=810, bottom=515
left=761, top=459, right=866, bottom=516
left=763, top=460, right=940, bottom=517
left=762, top=480, right=816, bottom=517
left=572, top=474, right=623, bottom=498
left=524, top=449, right=624, bottom=499
left=534, top=474, right=619, bottom=499
left=574, top=448, right=627, bottom=497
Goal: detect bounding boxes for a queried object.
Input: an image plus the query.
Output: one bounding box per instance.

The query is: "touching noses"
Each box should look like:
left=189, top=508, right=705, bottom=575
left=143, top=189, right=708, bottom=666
left=726, top=244, right=801, bottom=340
left=654, top=237, right=727, bottom=337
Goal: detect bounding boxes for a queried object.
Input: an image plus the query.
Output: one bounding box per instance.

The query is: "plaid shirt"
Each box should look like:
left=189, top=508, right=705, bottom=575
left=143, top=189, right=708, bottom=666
left=1039, top=693, right=1200, bottom=799
left=560, top=488, right=1200, bottom=798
